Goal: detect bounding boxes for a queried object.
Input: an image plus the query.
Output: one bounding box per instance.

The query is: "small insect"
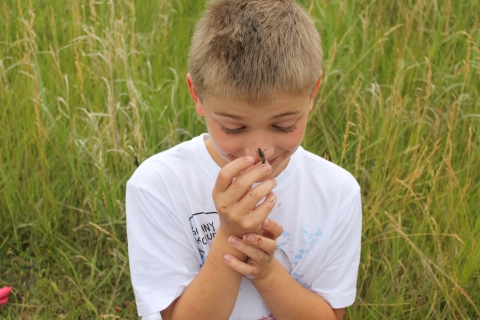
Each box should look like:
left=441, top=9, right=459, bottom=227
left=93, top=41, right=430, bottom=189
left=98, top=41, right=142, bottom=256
left=257, top=147, right=267, bottom=164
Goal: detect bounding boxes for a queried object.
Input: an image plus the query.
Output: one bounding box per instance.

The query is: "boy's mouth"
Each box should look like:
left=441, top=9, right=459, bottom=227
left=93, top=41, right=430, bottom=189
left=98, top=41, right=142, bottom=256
left=256, top=156, right=277, bottom=165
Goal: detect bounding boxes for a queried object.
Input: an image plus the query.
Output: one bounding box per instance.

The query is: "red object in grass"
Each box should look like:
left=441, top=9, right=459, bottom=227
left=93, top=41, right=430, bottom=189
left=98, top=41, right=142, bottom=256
left=0, top=286, right=12, bottom=305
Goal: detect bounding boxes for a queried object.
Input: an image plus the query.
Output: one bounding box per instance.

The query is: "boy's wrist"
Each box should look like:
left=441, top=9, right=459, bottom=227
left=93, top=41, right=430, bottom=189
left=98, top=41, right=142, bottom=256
left=217, top=217, right=265, bottom=238
left=212, top=227, right=248, bottom=261
left=250, top=257, right=281, bottom=285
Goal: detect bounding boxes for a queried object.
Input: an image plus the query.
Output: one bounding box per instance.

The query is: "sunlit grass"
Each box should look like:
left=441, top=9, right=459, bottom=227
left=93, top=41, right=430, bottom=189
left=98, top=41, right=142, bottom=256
left=1, top=0, right=479, bottom=318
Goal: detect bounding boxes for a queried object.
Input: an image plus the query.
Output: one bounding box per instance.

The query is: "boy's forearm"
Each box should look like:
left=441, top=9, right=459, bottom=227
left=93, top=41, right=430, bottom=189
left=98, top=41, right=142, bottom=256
left=252, top=259, right=341, bottom=320
left=168, top=229, right=246, bottom=320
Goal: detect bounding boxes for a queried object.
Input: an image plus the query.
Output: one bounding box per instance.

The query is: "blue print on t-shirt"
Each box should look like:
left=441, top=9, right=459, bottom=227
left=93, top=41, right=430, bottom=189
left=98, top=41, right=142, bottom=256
left=276, top=227, right=323, bottom=288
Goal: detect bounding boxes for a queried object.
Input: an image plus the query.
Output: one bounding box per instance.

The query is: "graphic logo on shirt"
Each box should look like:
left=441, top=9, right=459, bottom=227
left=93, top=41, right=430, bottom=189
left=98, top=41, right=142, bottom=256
left=189, top=211, right=219, bottom=265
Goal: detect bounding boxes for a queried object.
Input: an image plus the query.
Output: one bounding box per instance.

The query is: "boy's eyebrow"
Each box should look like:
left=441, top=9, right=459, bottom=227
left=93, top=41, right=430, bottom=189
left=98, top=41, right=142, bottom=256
left=214, top=112, right=244, bottom=120
left=270, top=111, right=301, bottom=119
left=214, top=111, right=300, bottom=120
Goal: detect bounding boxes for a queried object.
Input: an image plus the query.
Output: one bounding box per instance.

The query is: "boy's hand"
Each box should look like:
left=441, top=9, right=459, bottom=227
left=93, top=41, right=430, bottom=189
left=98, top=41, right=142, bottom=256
left=213, top=156, right=276, bottom=237
left=224, top=218, right=283, bottom=280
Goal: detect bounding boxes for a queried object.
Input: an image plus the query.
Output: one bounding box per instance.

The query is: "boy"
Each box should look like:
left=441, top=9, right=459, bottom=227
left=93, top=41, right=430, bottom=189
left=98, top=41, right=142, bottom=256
left=126, top=0, right=362, bottom=319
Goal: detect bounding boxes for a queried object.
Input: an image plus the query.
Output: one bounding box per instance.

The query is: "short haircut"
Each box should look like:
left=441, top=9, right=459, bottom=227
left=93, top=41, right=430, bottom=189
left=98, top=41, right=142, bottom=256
left=188, top=0, right=323, bottom=105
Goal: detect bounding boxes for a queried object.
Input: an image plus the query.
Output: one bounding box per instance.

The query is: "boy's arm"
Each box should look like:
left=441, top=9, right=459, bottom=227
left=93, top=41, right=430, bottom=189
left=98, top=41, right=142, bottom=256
left=252, top=259, right=344, bottom=320
left=161, top=228, right=246, bottom=320
left=225, top=189, right=362, bottom=320
left=162, top=221, right=283, bottom=320
left=162, top=156, right=277, bottom=320
left=225, top=228, right=344, bottom=320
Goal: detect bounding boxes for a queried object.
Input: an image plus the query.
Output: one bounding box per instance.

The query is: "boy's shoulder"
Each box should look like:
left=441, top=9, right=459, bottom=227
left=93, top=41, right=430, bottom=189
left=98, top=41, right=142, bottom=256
left=294, top=147, right=360, bottom=196
left=128, top=135, right=208, bottom=189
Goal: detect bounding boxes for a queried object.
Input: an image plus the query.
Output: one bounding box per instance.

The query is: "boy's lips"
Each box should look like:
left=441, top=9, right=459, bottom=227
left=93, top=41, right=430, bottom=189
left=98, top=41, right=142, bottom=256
left=227, top=154, right=280, bottom=165
left=255, top=156, right=277, bottom=165
left=268, top=157, right=277, bottom=165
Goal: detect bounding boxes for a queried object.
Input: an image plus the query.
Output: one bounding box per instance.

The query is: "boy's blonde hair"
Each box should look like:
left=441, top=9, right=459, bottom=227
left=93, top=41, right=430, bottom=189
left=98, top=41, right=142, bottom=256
left=188, top=0, right=323, bottom=105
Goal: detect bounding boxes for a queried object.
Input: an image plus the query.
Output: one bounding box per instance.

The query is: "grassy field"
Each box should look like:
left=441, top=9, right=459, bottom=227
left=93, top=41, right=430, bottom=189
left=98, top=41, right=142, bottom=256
left=0, top=0, right=479, bottom=318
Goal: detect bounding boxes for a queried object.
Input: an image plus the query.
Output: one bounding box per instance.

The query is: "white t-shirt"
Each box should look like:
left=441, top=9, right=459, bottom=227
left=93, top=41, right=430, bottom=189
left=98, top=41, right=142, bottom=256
left=126, top=134, right=362, bottom=319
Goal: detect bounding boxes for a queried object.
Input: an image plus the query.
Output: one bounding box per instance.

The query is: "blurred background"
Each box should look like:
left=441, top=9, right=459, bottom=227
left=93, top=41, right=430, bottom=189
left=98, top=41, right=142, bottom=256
left=0, top=0, right=479, bottom=318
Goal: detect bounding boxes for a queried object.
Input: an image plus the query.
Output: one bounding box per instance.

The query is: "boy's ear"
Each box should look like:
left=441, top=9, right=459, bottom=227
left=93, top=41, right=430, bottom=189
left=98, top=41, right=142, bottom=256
left=186, top=73, right=204, bottom=116
left=308, top=71, right=323, bottom=112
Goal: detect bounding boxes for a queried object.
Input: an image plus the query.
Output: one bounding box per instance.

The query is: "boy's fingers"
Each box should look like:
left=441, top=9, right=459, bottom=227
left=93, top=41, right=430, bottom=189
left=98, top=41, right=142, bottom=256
left=223, top=254, right=258, bottom=279
left=241, top=233, right=277, bottom=255
left=226, top=234, right=276, bottom=277
left=227, top=163, right=272, bottom=191
left=224, top=162, right=273, bottom=202
left=228, top=191, right=275, bottom=233
left=250, top=191, right=276, bottom=220
left=237, top=178, right=276, bottom=212
left=224, top=190, right=276, bottom=236
left=258, top=218, right=283, bottom=240
left=213, top=156, right=255, bottom=194
left=228, top=235, right=273, bottom=260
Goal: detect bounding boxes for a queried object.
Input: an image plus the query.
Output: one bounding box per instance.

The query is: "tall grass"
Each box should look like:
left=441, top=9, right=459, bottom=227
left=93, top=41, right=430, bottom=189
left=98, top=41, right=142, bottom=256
left=0, top=0, right=478, bottom=318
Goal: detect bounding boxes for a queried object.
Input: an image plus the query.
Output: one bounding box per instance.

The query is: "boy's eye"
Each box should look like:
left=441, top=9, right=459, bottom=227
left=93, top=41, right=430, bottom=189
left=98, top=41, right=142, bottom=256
left=220, top=124, right=297, bottom=135
left=273, top=125, right=297, bottom=133
left=221, top=126, right=245, bottom=135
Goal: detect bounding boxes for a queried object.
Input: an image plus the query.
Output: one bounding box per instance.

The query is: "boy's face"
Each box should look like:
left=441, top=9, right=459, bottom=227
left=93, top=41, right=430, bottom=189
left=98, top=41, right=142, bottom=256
left=187, top=74, right=321, bottom=179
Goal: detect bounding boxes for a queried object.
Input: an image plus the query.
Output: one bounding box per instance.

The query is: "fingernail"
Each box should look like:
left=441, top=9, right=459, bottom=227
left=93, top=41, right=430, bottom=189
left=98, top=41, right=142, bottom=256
left=245, top=156, right=254, bottom=163
left=228, top=236, right=239, bottom=246
left=263, top=164, right=272, bottom=172
left=243, top=234, right=255, bottom=242
left=224, top=254, right=232, bottom=263
left=262, top=218, right=270, bottom=227
left=271, top=179, right=276, bottom=188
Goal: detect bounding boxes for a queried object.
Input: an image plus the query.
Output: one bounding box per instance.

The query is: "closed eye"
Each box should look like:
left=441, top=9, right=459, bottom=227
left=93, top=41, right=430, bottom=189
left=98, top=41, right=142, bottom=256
left=221, top=126, right=245, bottom=135
left=221, top=125, right=297, bottom=135
left=273, top=125, right=297, bottom=133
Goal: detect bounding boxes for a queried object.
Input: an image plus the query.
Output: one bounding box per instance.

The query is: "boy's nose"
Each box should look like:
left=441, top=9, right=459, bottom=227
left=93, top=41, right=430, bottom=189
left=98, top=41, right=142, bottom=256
left=244, top=146, right=274, bottom=163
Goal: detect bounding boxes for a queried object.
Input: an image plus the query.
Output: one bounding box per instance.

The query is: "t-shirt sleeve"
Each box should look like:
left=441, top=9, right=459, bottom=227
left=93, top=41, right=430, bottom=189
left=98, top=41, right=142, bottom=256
left=311, top=185, right=362, bottom=309
left=126, top=179, right=200, bottom=316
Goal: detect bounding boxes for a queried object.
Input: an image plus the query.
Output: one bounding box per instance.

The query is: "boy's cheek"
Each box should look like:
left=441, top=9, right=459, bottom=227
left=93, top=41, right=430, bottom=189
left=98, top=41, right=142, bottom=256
left=209, top=128, right=244, bottom=155
left=209, top=136, right=241, bottom=162
left=214, top=140, right=241, bottom=159
left=281, top=129, right=306, bottom=152
left=285, top=136, right=303, bottom=151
